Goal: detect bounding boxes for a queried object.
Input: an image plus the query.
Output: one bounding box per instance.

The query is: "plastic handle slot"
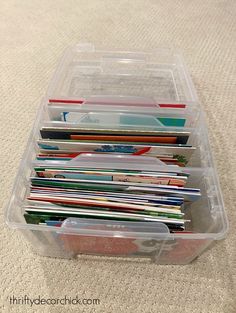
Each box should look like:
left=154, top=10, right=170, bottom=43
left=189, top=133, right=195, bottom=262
left=84, top=96, right=161, bottom=108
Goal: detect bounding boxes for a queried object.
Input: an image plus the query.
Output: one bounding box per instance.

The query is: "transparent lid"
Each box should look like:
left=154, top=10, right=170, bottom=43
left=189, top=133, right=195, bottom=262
left=47, top=43, right=198, bottom=104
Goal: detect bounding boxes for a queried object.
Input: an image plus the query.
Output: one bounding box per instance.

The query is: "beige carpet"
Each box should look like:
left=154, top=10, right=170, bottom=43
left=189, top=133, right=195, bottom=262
left=1, top=0, right=236, bottom=312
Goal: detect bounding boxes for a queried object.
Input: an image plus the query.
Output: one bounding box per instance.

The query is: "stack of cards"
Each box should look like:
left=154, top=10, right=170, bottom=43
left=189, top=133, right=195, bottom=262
left=36, top=99, right=198, bottom=167
left=37, top=141, right=194, bottom=167
left=23, top=98, right=202, bottom=232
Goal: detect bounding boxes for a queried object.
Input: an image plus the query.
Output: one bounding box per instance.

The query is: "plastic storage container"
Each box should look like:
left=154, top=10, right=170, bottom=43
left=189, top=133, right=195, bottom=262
left=5, top=44, right=228, bottom=264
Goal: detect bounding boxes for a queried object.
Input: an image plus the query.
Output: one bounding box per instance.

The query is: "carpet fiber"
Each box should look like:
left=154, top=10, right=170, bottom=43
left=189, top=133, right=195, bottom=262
left=0, top=1, right=236, bottom=312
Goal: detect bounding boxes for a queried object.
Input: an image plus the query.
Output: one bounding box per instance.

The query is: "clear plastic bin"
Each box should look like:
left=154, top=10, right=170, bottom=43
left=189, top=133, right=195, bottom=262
left=5, top=44, right=228, bottom=264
